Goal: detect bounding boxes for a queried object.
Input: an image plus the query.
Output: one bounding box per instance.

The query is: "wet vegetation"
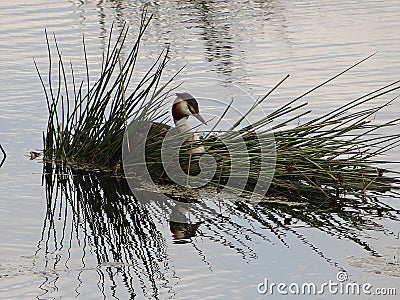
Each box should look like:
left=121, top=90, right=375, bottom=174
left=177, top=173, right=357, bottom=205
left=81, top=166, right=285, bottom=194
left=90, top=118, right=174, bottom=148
left=36, top=11, right=400, bottom=207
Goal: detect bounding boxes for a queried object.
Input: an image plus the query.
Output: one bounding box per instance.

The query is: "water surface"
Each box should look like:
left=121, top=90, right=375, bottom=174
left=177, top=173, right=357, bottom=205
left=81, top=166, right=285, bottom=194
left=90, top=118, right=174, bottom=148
left=0, top=1, right=399, bottom=299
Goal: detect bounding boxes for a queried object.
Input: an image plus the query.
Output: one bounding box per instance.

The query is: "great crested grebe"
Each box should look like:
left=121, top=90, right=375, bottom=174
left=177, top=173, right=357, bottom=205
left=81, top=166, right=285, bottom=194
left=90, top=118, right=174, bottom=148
left=144, top=93, right=206, bottom=181
left=171, top=92, right=207, bottom=153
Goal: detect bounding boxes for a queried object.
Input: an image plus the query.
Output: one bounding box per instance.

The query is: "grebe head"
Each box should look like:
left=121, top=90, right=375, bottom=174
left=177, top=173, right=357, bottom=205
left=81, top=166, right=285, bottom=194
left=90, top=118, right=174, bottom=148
left=172, top=93, right=206, bottom=153
left=172, top=92, right=206, bottom=126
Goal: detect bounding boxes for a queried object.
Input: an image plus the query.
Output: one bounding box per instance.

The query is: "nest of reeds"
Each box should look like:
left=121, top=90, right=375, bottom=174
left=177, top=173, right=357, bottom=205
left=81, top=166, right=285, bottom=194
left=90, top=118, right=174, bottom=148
left=36, top=12, right=400, bottom=206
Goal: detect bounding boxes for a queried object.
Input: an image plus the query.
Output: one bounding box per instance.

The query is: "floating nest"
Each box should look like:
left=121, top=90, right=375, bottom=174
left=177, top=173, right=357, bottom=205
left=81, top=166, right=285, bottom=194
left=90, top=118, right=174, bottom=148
left=36, top=12, right=400, bottom=207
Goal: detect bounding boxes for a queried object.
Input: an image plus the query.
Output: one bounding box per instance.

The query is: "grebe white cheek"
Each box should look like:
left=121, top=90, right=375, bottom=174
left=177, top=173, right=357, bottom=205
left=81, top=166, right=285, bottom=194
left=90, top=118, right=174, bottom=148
left=172, top=93, right=206, bottom=153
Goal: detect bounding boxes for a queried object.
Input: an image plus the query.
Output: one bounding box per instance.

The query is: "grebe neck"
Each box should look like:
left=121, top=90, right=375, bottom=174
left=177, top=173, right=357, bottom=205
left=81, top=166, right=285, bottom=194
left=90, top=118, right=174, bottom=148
left=174, top=117, right=204, bottom=153
left=174, top=117, right=192, bottom=135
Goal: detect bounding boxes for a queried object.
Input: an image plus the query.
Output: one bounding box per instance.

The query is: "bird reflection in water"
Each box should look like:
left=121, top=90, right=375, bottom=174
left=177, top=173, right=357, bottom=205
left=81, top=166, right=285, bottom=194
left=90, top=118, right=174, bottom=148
left=169, top=201, right=203, bottom=243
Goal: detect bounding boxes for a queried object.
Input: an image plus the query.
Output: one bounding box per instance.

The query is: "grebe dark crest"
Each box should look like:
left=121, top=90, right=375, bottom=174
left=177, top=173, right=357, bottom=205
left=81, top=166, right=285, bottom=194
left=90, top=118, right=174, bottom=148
left=172, top=92, right=206, bottom=153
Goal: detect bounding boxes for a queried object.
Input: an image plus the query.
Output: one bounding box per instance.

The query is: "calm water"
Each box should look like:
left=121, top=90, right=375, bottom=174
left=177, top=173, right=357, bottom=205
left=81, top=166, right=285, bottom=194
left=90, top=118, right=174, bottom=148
left=1, top=1, right=400, bottom=299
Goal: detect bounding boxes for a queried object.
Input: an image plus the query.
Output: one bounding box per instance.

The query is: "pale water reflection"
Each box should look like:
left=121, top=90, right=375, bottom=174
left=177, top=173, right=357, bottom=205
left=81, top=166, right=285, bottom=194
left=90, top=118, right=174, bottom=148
left=30, top=164, right=400, bottom=298
left=1, top=0, right=400, bottom=299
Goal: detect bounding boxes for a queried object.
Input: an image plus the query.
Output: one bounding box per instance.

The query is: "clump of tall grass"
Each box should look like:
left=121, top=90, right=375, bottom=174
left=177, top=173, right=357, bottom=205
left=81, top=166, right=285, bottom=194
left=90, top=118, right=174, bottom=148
left=263, top=77, right=400, bottom=203
left=36, top=12, right=176, bottom=172
left=37, top=12, right=400, bottom=204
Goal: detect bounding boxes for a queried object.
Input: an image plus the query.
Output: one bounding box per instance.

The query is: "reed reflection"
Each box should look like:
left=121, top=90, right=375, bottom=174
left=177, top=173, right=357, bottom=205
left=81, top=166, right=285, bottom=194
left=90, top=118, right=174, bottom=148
left=36, top=163, right=400, bottom=298
left=38, top=163, right=172, bottom=299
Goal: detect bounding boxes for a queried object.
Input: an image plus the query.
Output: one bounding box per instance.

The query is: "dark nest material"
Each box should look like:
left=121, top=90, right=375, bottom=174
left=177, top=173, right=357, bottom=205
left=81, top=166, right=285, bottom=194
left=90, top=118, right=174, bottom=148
left=36, top=12, right=400, bottom=207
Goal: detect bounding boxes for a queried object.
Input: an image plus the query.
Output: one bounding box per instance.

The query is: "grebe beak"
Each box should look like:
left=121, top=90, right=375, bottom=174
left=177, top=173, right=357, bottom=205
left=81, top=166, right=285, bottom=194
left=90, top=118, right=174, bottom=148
left=193, top=113, right=207, bottom=125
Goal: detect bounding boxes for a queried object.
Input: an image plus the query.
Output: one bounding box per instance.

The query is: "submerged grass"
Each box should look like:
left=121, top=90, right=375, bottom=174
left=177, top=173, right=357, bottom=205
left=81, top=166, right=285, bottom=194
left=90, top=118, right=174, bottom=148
left=37, top=12, right=400, bottom=205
